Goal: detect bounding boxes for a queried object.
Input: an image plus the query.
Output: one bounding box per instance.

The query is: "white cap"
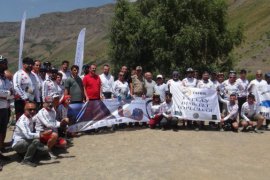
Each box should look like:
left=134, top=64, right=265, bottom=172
left=156, top=74, right=163, bottom=79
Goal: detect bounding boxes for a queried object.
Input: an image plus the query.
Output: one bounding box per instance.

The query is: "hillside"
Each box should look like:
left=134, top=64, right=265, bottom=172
left=227, top=0, right=270, bottom=73
left=0, top=1, right=269, bottom=73
left=0, top=4, right=114, bottom=72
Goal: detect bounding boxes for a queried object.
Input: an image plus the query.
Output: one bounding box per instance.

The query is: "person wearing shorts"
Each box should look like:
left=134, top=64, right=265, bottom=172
left=240, top=93, right=265, bottom=133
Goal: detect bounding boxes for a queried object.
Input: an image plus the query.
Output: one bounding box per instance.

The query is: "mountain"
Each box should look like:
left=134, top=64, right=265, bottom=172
left=0, top=1, right=269, bottom=73
left=0, top=4, right=114, bottom=72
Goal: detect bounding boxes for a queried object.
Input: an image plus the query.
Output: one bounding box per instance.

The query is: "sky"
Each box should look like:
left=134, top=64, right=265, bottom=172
left=0, top=0, right=115, bottom=22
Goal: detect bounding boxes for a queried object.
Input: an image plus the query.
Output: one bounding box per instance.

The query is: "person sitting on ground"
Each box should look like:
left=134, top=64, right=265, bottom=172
left=33, top=96, right=69, bottom=159
left=12, top=102, right=51, bottom=167
left=240, top=93, right=265, bottom=133
left=57, top=95, right=71, bottom=137
left=218, top=93, right=239, bottom=132
left=148, top=94, right=162, bottom=129
left=159, top=92, right=178, bottom=131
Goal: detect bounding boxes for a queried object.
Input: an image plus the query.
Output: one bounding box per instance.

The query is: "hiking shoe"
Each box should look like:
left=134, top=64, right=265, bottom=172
left=48, top=151, right=57, bottom=159
left=21, top=160, right=37, bottom=167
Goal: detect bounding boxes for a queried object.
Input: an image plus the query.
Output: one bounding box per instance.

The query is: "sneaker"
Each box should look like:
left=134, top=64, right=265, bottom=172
left=21, top=160, right=37, bottom=167
left=219, top=128, right=224, bottom=132
left=195, top=127, right=200, bottom=131
left=48, top=151, right=57, bottom=159
left=254, top=128, right=264, bottom=134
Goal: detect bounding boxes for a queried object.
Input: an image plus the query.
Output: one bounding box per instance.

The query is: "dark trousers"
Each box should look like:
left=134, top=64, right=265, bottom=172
left=238, top=96, right=247, bottom=116
left=0, top=108, right=9, bottom=134
left=15, top=99, right=25, bottom=121
left=160, top=117, right=178, bottom=129
left=103, top=92, right=112, bottom=99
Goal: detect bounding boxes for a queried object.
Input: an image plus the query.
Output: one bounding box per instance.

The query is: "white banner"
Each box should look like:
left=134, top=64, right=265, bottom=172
left=170, top=85, right=221, bottom=122
left=256, top=85, right=270, bottom=119
left=74, top=28, right=86, bottom=75
left=18, top=11, right=26, bottom=70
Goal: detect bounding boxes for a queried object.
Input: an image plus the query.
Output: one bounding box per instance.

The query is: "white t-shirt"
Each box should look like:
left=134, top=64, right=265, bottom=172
left=241, top=102, right=260, bottom=121
left=182, top=77, right=197, bottom=87
left=236, top=78, right=249, bottom=97
left=154, top=83, right=168, bottom=102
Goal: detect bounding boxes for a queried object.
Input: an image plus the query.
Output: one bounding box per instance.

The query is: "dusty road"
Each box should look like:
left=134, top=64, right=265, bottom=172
left=1, top=128, right=270, bottom=180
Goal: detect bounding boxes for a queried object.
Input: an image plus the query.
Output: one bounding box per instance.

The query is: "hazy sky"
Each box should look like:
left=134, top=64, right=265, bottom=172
left=0, top=0, right=115, bottom=22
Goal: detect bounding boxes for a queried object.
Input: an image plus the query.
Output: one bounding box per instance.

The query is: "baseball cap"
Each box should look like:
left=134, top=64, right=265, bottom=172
left=136, top=66, right=142, bottom=70
left=186, top=68, right=194, bottom=72
left=156, top=74, right=163, bottom=79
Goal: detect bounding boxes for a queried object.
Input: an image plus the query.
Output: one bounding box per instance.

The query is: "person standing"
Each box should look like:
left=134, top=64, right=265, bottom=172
left=58, top=60, right=71, bottom=82
left=64, top=65, right=84, bottom=103
left=236, top=69, right=249, bottom=116
left=248, top=70, right=267, bottom=95
left=131, top=66, right=146, bottom=98
left=144, top=72, right=156, bottom=98
left=113, top=71, right=131, bottom=101
left=83, top=64, right=102, bottom=101
left=13, top=57, right=37, bottom=120
left=31, top=60, right=43, bottom=109
left=182, top=68, right=198, bottom=87
left=42, top=67, right=60, bottom=109
left=154, top=74, right=168, bottom=102
left=99, top=64, right=114, bottom=99
left=0, top=55, right=13, bottom=169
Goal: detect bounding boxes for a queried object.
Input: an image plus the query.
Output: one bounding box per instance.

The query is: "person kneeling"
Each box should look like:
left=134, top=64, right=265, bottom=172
left=219, top=94, right=239, bottom=132
left=12, top=102, right=51, bottom=167
left=240, top=93, right=265, bottom=133
left=160, top=92, right=178, bottom=131
left=34, top=96, right=68, bottom=159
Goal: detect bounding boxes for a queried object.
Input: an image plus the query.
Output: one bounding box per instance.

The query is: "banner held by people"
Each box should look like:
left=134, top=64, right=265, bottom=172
left=18, top=11, right=26, bottom=70
left=68, top=98, right=151, bottom=133
left=74, top=28, right=86, bottom=75
left=170, top=85, right=221, bottom=122
left=256, top=85, right=270, bottom=119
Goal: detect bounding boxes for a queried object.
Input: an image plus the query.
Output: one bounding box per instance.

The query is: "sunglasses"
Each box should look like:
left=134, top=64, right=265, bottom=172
left=27, top=108, right=36, bottom=111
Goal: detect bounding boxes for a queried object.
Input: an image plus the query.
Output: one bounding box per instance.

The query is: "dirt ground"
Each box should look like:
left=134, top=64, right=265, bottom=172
left=1, top=127, right=270, bottom=180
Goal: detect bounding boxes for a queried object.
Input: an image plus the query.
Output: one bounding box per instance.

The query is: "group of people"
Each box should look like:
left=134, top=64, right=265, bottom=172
left=0, top=54, right=270, bottom=170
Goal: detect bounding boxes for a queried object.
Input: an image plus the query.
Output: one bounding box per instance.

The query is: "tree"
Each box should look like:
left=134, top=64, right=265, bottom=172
left=110, top=0, right=243, bottom=76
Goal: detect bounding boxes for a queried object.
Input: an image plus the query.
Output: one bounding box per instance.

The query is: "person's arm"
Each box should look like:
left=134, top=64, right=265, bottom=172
left=42, top=81, right=48, bottom=102
left=35, top=111, right=54, bottom=128
left=18, top=119, right=40, bottom=139
left=240, top=104, right=250, bottom=121
left=0, top=81, right=11, bottom=98
left=224, top=104, right=238, bottom=121
left=13, top=72, right=28, bottom=100
left=218, top=93, right=228, bottom=104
